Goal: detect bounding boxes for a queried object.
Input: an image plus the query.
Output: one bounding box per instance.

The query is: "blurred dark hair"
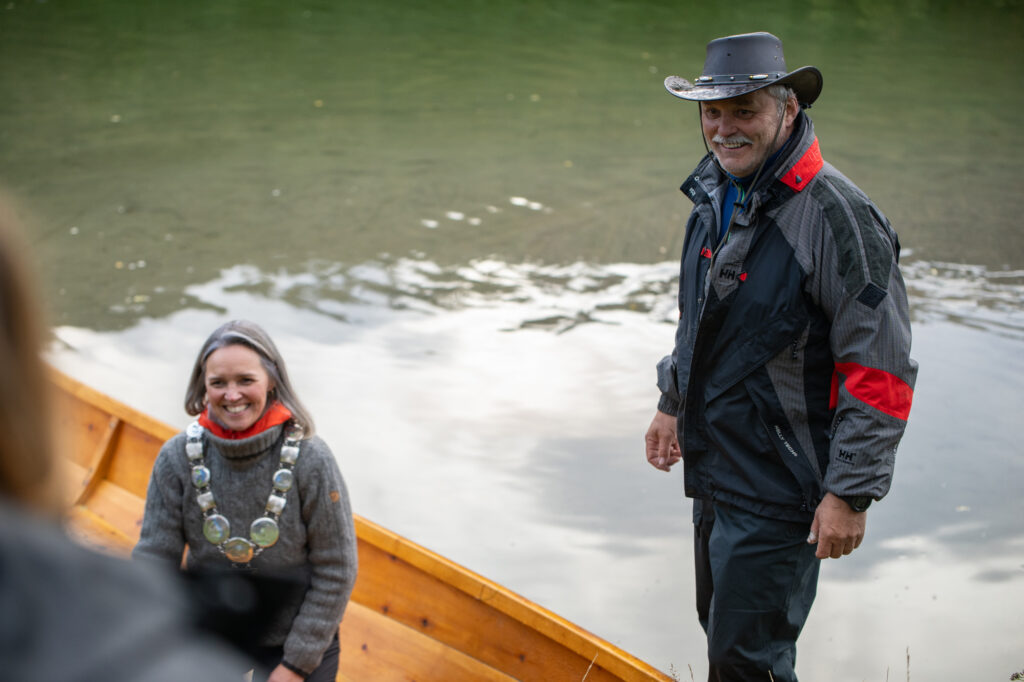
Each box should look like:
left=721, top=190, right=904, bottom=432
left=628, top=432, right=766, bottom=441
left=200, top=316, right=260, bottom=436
left=183, top=320, right=315, bottom=437
left=0, top=195, right=58, bottom=511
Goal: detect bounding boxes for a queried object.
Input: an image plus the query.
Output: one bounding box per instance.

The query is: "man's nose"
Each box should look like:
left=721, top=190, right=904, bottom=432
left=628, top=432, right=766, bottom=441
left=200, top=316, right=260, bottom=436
left=716, top=114, right=738, bottom=135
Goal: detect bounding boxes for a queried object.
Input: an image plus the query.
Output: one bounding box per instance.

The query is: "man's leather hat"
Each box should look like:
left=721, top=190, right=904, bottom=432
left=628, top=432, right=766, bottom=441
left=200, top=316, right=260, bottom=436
left=664, top=32, right=822, bottom=107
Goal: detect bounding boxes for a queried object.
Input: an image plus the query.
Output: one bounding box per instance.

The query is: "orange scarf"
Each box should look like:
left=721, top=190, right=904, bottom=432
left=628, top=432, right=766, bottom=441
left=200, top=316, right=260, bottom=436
left=199, top=401, right=293, bottom=440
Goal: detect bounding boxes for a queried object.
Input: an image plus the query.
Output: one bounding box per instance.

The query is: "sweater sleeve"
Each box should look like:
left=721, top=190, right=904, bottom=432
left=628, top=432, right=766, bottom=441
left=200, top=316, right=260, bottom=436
left=281, top=438, right=358, bottom=674
left=132, top=435, right=188, bottom=566
left=812, top=181, right=918, bottom=501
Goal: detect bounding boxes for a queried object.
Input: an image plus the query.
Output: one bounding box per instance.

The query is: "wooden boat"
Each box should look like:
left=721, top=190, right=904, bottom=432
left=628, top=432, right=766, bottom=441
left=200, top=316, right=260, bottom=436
left=51, top=367, right=673, bottom=682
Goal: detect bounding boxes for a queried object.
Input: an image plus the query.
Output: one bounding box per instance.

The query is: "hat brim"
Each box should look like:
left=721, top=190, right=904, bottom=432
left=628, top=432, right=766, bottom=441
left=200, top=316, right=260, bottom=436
left=665, top=66, right=822, bottom=107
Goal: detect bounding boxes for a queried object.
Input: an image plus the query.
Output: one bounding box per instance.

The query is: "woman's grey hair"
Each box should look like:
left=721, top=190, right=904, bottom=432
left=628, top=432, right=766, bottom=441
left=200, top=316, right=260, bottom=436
left=184, top=320, right=316, bottom=437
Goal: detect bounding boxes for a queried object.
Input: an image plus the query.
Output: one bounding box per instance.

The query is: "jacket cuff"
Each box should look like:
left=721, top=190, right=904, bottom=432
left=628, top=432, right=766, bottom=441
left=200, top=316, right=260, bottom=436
left=657, top=394, right=681, bottom=416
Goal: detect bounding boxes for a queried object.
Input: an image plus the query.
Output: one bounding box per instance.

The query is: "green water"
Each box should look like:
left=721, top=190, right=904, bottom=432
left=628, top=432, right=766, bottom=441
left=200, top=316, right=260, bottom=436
left=3, top=0, right=1023, bottom=330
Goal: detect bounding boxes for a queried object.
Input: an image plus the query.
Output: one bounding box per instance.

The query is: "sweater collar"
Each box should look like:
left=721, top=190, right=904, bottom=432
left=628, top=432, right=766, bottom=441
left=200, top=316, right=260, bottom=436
left=199, top=401, right=292, bottom=440
left=203, top=422, right=286, bottom=459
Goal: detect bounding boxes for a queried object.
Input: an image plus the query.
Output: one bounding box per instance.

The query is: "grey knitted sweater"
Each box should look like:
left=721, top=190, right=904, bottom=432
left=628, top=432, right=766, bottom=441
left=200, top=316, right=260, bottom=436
left=132, top=424, right=358, bottom=674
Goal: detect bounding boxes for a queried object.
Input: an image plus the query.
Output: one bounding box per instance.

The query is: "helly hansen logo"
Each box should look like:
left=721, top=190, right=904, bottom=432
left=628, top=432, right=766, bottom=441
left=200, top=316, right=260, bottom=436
left=774, top=425, right=799, bottom=458
left=838, top=449, right=856, bottom=463
left=719, top=268, right=748, bottom=282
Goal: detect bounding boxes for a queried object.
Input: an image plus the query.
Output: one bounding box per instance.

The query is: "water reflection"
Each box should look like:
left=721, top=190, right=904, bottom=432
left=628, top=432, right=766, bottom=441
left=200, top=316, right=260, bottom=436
left=903, top=259, right=1024, bottom=340
left=49, top=256, right=1024, bottom=681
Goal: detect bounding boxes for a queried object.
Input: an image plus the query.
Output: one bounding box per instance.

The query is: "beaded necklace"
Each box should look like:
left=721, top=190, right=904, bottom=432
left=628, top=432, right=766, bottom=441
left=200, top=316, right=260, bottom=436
left=185, top=420, right=303, bottom=564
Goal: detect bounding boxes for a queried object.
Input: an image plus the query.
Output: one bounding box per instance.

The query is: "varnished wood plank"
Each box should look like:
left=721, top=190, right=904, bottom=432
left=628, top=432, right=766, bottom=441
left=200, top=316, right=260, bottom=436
left=338, top=601, right=515, bottom=682
left=354, top=519, right=669, bottom=682
left=106, top=422, right=164, bottom=498
left=72, top=416, right=121, bottom=506
left=351, top=539, right=626, bottom=682
left=64, top=504, right=135, bottom=555
left=84, top=479, right=147, bottom=543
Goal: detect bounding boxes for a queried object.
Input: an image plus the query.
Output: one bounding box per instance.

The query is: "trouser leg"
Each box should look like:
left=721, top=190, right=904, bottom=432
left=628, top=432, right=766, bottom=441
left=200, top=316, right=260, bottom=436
left=693, top=499, right=820, bottom=682
left=250, top=633, right=339, bottom=682
left=693, top=498, right=716, bottom=635
left=305, top=634, right=340, bottom=682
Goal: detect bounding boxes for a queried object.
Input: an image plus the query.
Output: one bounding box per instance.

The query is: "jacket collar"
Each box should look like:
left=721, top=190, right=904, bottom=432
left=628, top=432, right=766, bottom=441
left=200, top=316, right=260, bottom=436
left=680, top=111, right=822, bottom=206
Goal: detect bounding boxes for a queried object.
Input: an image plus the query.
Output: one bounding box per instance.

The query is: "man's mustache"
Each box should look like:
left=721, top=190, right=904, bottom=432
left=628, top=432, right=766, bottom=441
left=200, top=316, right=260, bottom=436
left=712, top=134, right=754, bottom=146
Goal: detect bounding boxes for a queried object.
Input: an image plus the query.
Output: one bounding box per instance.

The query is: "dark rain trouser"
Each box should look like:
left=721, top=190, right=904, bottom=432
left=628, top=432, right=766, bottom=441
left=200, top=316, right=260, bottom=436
left=251, top=633, right=340, bottom=682
left=693, top=499, right=820, bottom=682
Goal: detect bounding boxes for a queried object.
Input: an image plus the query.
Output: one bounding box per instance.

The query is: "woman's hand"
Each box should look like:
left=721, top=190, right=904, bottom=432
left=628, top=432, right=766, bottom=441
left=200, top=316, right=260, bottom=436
left=266, top=663, right=305, bottom=682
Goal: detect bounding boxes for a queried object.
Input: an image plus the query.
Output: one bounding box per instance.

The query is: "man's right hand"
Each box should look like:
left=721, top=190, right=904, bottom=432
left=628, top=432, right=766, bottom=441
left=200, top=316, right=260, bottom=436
left=645, top=410, right=681, bottom=472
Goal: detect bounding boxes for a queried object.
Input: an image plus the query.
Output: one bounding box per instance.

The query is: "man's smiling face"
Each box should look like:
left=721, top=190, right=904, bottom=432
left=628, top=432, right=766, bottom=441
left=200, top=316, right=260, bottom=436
left=700, top=88, right=798, bottom=177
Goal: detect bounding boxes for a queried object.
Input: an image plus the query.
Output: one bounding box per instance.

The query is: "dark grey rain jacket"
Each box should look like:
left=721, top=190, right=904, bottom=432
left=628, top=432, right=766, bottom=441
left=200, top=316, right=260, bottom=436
left=656, top=113, right=918, bottom=522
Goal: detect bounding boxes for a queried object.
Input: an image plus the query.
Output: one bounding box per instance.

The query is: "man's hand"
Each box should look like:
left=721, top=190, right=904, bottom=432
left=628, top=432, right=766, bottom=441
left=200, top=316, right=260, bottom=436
left=807, top=492, right=867, bottom=559
left=645, top=410, right=681, bottom=472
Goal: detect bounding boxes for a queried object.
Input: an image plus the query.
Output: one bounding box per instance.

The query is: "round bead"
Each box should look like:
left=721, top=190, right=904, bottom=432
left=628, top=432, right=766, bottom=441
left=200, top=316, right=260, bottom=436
left=285, top=424, right=304, bottom=442
left=223, top=537, right=254, bottom=563
left=250, top=517, right=280, bottom=548
left=280, top=445, right=299, bottom=465
left=266, top=494, right=286, bottom=515
left=185, top=441, right=203, bottom=459
left=196, top=491, right=216, bottom=512
left=186, top=422, right=203, bottom=438
left=190, top=465, right=210, bottom=488
left=203, top=514, right=231, bottom=544
left=272, top=468, right=294, bottom=492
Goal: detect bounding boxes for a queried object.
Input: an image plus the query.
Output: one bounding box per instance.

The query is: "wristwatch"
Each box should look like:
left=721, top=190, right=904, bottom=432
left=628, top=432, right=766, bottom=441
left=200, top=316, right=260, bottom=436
left=840, top=495, right=872, bottom=512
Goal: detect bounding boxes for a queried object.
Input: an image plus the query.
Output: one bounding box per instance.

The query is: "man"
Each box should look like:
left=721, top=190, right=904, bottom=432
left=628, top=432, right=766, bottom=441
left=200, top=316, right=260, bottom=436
left=644, top=32, right=917, bottom=681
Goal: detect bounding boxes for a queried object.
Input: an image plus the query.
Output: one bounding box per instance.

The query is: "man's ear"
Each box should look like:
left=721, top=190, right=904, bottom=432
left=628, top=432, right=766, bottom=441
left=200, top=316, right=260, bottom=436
left=784, top=95, right=800, bottom=128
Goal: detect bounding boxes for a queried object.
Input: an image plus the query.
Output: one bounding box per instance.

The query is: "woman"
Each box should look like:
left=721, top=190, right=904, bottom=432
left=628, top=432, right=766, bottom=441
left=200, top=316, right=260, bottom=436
left=133, top=320, right=358, bottom=682
left=0, top=196, right=246, bottom=681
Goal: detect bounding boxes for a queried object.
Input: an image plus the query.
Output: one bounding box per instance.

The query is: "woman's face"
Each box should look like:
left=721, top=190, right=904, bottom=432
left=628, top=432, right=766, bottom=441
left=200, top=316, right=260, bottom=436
left=203, top=344, right=273, bottom=431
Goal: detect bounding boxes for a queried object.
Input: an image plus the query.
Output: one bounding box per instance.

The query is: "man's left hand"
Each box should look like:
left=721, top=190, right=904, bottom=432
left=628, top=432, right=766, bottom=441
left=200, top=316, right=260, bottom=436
left=807, top=492, right=866, bottom=560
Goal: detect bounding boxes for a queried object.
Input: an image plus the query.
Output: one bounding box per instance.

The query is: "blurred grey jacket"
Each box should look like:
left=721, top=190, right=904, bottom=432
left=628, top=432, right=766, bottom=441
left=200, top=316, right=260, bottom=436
left=657, top=112, right=918, bottom=521
left=0, top=501, right=246, bottom=681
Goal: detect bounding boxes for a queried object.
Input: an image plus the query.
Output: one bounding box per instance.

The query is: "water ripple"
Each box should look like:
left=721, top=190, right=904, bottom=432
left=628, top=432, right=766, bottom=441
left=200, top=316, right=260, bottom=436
left=178, top=257, right=1024, bottom=341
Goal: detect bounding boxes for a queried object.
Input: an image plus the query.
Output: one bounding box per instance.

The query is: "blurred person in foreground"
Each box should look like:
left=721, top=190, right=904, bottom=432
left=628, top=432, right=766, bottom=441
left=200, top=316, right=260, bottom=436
left=0, top=197, right=247, bottom=681
left=133, top=320, right=358, bottom=682
left=644, top=32, right=917, bottom=681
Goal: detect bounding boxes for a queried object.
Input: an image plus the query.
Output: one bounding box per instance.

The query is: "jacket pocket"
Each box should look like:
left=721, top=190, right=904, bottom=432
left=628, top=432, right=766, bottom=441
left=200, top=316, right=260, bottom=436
left=743, top=368, right=824, bottom=510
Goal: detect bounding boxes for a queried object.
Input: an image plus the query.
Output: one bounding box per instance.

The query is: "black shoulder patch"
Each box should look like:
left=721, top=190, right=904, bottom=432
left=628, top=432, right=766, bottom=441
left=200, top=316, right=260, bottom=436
left=812, top=175, right=893, bottom=296
left=856, top=282, right=887, bottom=309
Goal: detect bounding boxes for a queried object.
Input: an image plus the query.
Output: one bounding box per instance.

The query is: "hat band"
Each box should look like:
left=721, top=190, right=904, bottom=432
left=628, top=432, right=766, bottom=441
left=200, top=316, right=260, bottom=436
left=694, top=72, right=785, bottom=85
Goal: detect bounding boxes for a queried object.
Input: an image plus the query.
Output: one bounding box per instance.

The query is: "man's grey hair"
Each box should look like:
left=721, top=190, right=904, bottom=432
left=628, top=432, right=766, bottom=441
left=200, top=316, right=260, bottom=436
left=766, top=84, right=797, bottom=113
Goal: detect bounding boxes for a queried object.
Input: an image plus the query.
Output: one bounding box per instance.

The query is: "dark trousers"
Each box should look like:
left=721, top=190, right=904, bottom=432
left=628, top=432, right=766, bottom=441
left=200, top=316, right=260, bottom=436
left=250, top=633, right=340, bottom=682
left=693, top=499, right=820, bottom=682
